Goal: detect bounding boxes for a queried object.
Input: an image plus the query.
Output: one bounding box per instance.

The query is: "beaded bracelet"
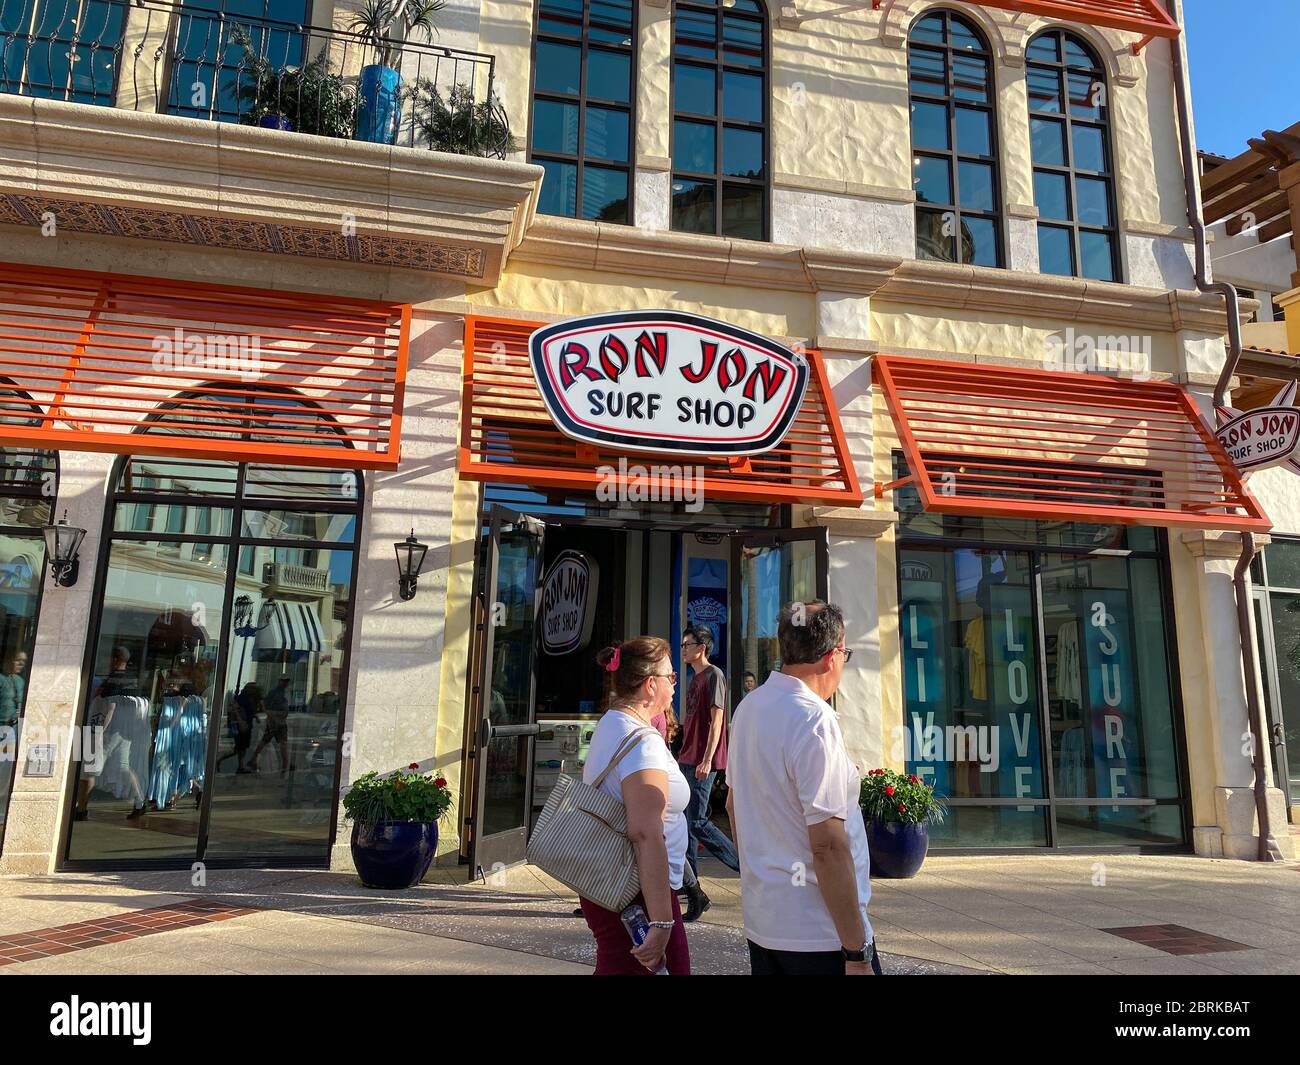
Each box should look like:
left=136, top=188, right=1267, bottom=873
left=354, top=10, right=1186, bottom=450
left=647, top=919, right=675, bottom=930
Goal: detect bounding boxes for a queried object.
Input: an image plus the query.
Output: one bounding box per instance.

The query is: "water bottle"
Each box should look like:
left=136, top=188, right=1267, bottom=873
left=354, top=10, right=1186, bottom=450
left=620, top=903, right=669, bottom=975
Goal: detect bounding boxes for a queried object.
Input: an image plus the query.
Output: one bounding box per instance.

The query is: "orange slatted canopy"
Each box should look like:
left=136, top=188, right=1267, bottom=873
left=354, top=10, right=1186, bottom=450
left=874, top=0, right=1180, bottom=45
left=458, top=315, right=862, bottom=505
left=0, top=262, right=409, bottom=470
left=874, top=355, right=1270, bottom=532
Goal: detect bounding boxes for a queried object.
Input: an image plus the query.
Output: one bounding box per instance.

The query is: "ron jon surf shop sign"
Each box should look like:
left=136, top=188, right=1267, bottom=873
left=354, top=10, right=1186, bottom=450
left=1216, top=382, right=1300, bottom=474
left=529, top=311, right=809, bottom=456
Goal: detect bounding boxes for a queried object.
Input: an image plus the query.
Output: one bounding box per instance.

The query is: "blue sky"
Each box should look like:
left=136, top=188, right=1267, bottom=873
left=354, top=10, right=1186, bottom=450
left=1184, top=0, right=1296, bottom=158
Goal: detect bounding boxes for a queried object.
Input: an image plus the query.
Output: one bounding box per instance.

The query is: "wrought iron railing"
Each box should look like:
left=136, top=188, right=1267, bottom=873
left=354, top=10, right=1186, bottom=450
left=0, top=0, right=513, bottom=157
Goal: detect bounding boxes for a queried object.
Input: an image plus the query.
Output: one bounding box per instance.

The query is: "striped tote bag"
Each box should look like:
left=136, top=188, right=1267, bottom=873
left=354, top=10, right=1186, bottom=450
left=527, top=727, right=654, bottom=912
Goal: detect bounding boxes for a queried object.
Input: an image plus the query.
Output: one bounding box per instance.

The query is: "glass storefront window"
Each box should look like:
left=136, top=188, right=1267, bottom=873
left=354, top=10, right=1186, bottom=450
left=896, top=464, right=1185, bottom=848
left=65, top=449, right=361, bottom=867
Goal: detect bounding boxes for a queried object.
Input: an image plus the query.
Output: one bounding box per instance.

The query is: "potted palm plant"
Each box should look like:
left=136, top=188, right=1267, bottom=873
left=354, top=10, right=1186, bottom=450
left=860, top=768, right=945, bottom=878
left=348, top=0, right=445, bottom=144
left=343, top=763, right=453, bottom=888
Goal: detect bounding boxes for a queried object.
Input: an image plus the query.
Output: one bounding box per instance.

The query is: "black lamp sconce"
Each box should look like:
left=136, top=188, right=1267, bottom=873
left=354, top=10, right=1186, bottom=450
left=394, top=530, right=429, bottom=601
left=43, top=510, right=87, bottom=588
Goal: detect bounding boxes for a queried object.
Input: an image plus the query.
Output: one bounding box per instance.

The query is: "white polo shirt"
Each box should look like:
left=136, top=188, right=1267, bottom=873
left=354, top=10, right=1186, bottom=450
left=729, top=671, right=873, bottom=952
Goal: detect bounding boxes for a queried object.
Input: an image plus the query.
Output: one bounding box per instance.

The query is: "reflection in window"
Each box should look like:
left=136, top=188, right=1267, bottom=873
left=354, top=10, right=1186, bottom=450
left=65, top=404, right=362, bottom=865
left=671, top=0, right=768, bottom=240
left=530, top=0, right=636, bottom=223
left=908, top=10, right=1003, bottom=267
left=1026, top=30, right=1119, bottom=281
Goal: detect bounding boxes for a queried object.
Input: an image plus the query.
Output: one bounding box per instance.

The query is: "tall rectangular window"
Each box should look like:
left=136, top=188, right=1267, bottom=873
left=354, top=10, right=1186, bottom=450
left=530, top=0, right=636, bottom=224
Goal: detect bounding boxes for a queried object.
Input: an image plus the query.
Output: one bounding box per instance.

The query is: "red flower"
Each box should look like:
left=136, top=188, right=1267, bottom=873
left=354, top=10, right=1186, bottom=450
left=409, top=762, right=420, bottom=770
left=908, top=774, right=919, bottom=783
left=434, top=777, right=447, bottom=788
left=884, top=785, right=895, bottom=796
left=897, top=803, right=906, bottom=813
left=393, top=779, right=405, bottom=790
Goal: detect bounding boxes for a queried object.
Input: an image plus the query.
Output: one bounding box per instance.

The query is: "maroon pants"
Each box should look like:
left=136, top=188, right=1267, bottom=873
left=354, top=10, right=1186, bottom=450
left=579, top=892, right=691, bottom=975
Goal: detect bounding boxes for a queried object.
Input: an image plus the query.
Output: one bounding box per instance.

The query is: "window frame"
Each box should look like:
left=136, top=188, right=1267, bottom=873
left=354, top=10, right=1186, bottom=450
left=1026, top=28, right=1122, bottom=283
left=59, top=390, right=364, bottom=872
left=528, top=0, right=638, bottom=224
left=907, top=8, right=1005, bottom=268
left=669, top=0, right=771, bottom=241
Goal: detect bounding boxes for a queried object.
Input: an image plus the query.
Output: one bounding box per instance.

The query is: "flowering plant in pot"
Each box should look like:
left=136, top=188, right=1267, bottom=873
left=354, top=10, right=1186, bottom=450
left=343, top=763, right=452, bottom=888
left=860, top=768, right=944, bottom=879
left=348, top=0, right=445, bottom=144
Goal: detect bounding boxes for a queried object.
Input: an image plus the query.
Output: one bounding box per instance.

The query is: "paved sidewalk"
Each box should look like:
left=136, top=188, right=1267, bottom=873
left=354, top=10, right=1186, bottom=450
left=1, top=852, right=1297, bottom=975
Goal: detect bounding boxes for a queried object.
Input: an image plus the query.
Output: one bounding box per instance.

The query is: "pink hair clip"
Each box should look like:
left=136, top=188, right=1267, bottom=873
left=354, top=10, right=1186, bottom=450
left=605, top=646, right=621, bottom=672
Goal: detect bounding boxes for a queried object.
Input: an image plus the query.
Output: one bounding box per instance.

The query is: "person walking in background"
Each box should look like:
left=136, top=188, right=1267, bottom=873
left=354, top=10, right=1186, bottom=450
left=742, top=671, right=757, bottom=694
left=218, top=681, right=262, bottom=774
left=249, top=675, right=291, bottom=776
left=677, top=626, right=740, bottom=921
left=726, top=602, right=878, bottom=976
left=579, top=637, right=691, bottom=975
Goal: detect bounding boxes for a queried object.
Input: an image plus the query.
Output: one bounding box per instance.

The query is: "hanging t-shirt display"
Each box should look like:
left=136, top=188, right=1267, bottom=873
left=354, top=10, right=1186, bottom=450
left=685, top=557, right=729, bottom=667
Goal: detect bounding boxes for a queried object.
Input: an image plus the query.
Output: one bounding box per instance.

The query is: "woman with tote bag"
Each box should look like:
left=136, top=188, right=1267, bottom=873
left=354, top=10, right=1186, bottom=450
left=578, top=637, right=692, bottom=975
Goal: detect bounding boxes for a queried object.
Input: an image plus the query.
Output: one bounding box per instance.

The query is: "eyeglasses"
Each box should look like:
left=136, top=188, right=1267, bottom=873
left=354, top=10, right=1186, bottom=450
left=832, top=646, right=854, bottom=663
left=653, top=671, right=678, bottom=684
left=680, top=640, right=699, bottom=648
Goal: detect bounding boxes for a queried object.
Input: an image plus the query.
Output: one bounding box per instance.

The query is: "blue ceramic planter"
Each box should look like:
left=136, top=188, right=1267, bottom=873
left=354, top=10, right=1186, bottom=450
left=350, top=820, right=438, bottom=889
left=355, top=64, right=402, bottom=144
left=258, top=113, right=294, bottom=131
left=864, top=816, right=929, bottom=879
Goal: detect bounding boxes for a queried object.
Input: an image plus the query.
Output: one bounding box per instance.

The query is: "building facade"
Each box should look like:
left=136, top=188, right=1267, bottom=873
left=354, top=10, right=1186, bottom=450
left=0, top=0, right=1293, bottom=876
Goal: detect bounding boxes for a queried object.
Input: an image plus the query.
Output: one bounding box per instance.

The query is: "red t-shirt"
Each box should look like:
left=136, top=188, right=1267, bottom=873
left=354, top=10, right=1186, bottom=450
left=679, top=664, right=728, bottom=770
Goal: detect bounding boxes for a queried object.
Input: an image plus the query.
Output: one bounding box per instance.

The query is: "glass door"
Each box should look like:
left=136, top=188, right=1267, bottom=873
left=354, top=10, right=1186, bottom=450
left=729, top=527, right=828, bottom=697
left=1254, top=590, right=1297, bottom=818
left=469, top=506, right=546, bottom=877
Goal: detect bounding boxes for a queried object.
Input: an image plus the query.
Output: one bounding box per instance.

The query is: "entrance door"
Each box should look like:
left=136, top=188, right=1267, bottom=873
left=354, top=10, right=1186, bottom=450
left=469, top=506, right=546, bottom=877
left=1253, top=591, right=1296, bottom=820
left=729, top=528, right=829, bottom=695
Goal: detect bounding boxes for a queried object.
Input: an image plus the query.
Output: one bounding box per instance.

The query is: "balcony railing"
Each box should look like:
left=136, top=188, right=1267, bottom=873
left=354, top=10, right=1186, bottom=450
left=0, top=0, right=512, bottom=157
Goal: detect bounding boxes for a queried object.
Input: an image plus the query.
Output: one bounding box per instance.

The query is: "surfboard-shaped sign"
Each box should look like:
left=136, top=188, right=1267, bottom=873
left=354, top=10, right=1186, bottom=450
left=1216, top=381, right=1300, bottom=475
left=528, top=311, right=809, bottom=457
left=541, top=550, right=599, bottom=656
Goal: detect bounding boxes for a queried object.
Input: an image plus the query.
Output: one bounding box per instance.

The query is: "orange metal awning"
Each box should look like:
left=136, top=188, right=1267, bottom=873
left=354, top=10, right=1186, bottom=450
left=875, top=0, right=1180, bottom=47
left=458, top=315, right=862, bottom=506
left=874, top=355, right=1270, bottom=532
left=0, top=263, right=409, bottom=470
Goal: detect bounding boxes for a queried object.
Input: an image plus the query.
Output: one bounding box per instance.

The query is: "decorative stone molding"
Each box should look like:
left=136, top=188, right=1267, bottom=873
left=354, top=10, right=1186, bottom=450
left=1124, top=218, right=1195, bottom=241
left=513, top=217, right=1241, bottom=334
left=774, top=172, right=915, bottom=203
left=1181, top=529, right=1271, bottom=561
left=637, top=153, right=672, bottom=171
left=803, top=506, right=899, bottom=538
left=0, top=94, right=543, bottom=283
left=1007, top=202, right=1039, bottom=219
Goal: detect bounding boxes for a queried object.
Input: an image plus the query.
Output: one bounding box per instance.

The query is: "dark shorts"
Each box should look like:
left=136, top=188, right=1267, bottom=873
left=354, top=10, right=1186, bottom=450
left=748, top=939, right=883, bottom=976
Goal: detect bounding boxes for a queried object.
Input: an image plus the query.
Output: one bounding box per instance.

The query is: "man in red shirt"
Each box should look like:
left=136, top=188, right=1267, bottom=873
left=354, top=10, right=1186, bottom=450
left=678, top=627, right=740, bottom=920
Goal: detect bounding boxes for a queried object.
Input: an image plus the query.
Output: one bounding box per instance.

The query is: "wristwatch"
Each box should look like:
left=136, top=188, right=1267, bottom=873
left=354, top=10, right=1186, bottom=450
left=841, top=943, right=868, bottom=962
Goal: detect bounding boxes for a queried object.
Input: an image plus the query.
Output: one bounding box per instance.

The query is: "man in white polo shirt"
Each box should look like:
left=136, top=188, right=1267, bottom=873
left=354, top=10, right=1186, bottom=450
left=726, top=600, right=877, bottom=975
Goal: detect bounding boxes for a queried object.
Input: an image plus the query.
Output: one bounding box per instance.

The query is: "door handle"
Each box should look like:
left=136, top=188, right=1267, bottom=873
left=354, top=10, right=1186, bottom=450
left=477, top=718, right=542, bottom=747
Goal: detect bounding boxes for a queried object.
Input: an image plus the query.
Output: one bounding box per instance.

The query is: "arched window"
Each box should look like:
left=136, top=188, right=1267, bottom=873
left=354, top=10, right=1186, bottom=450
left=0, top=382, right=56, bottom=855
left=65, top=389, right=362, bottom=868
left=1026, top=30, right=1119, bottom=281
left=529, top=0, right=636, bottom=223
left=908, top=10, right=1003, bottom=266
left=670, top=0, right=768, bottom=240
